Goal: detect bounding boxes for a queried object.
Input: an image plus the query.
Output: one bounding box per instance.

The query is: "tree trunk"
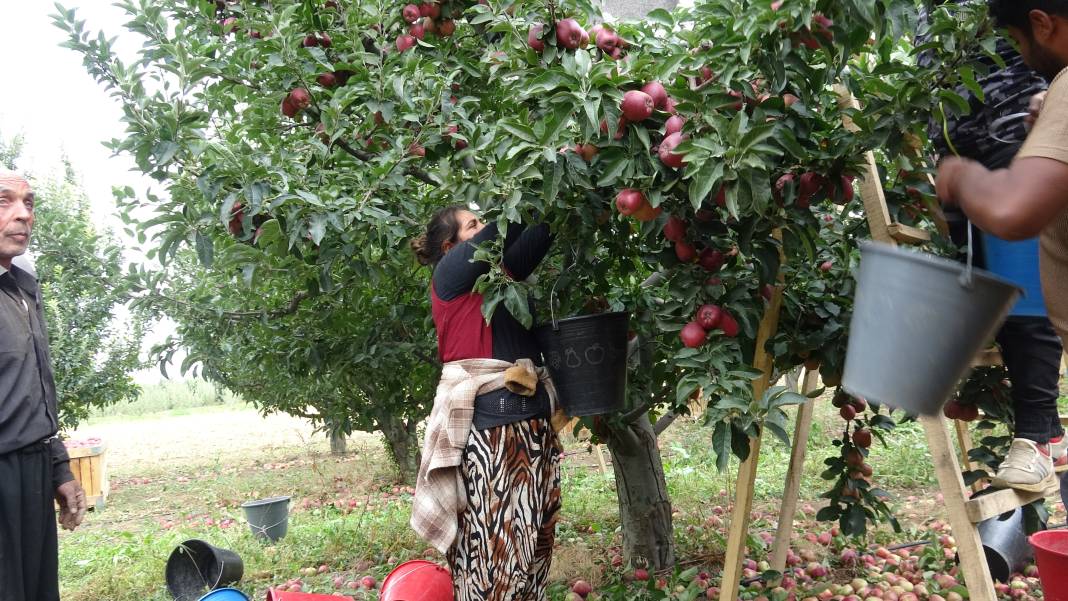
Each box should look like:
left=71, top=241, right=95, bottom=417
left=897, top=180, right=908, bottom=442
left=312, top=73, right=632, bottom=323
left=329, top=431, right=347, bottom=455
left=606, top=414, right=675, bottom=570
left=380, top=415, right=421, bottom=485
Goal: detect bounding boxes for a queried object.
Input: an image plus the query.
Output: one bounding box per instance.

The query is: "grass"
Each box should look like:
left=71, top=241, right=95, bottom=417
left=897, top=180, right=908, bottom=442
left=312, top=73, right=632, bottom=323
left=85, top=378, right=248, bottom=423
left=58, top=391, right=980, bottom=601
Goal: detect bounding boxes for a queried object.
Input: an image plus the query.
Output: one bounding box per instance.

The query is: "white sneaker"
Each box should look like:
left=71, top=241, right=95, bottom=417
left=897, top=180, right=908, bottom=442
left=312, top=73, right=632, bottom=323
left=991, top=438, right=1057, bottom=492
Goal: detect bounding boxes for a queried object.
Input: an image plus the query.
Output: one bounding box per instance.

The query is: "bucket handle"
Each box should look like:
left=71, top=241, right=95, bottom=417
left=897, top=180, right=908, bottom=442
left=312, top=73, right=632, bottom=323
left=988, top=112, right=1031, bottom=145
left=959, top=218, right=975, bottom=289
left=249, top=516, right=289, bottom=539
left=548, top=275, right=563, bottom=331
left=176, top=542, right=214, bottom=590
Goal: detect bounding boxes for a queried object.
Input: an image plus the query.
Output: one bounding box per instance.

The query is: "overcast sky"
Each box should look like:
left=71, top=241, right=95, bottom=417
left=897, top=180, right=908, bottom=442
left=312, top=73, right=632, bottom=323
left=0, top=3, right=181, bottom=384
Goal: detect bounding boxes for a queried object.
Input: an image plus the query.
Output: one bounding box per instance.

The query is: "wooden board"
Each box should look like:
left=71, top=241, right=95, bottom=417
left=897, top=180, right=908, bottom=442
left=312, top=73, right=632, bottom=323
left=964, top=480, right=1062, bottom=524
left=720, top=274, right=786, bottom=601
left=65, top=445, right=108, bottom=510
left=920, top=415, right=997, bottom=601
left=769, top=369, right=820, bottom=572
left=887, top=223, right=931, bottom=244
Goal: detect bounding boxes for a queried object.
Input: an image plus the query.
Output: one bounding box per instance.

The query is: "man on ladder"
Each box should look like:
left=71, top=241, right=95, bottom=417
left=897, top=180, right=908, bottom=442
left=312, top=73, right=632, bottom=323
left=928, top=0, right=1066, bottom=492
left=937, top=1, right=1068, bottom=456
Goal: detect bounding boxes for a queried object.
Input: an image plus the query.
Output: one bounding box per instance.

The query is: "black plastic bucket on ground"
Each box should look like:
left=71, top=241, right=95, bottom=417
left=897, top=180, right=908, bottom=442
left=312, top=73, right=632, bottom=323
left=165, top=539, right=244, bottom=601
left=241, top=496, right=290, bottom=542
left=843, top=242, right=1021, bottom=415
left=534, top=311, right=629, bottom=416
left=977, top=507, right=1044, bottom=582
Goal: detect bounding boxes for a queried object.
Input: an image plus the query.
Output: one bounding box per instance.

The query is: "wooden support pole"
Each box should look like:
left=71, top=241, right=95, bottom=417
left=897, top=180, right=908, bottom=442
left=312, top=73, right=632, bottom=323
left=720, top=270, right=786, bottom=601
left=952, top=420, right=983, bottom=494
left=594, top=443, right=609, bottom=476
left=920, top=414, right=997, bottom=601
left=769, top=369, right=820, bottom=572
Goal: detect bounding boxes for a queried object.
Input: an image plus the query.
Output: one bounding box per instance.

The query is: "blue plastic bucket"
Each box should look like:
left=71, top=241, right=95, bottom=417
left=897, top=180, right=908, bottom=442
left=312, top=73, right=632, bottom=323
left=198, top=589, right=249, bottom=601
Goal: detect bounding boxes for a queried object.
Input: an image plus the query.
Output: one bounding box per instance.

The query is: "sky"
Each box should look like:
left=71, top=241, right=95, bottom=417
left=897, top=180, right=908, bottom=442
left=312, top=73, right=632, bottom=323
left=0, top=3, right=180, bottom=384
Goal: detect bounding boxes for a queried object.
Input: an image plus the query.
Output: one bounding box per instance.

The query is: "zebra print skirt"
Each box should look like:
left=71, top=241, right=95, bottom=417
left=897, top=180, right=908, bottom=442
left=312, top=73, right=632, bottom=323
left=447, top=418, right=562, bottom=601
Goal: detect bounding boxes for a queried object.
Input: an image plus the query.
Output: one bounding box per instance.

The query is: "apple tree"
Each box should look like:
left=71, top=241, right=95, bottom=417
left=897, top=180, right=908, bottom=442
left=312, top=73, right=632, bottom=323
left=56, top=0, right=996, bottom=567
left=1, top=136, right=147, bottom=430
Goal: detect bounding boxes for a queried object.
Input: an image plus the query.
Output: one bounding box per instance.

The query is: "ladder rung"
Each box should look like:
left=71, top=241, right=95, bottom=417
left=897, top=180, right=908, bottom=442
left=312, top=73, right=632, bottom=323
left=964, top=480, right=1061, bottom=524
left=887, top=223, right=931, bottom=244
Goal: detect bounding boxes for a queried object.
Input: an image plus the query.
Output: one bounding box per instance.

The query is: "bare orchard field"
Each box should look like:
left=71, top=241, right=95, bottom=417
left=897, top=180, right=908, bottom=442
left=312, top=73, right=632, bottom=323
left=56, top=391, right=1066, bottom=601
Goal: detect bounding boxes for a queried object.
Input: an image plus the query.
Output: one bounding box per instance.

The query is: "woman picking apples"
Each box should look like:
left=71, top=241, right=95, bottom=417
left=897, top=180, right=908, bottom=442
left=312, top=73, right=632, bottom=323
left=409, top=206, right=561, bottom=600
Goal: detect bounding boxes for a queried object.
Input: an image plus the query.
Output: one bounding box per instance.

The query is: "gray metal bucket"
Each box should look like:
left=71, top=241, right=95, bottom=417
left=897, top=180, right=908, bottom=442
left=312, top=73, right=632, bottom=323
left=241, top=496, right=290, bottom=542
left=843, top=242, right=1022, bottom=415
left=977, top=507, right=1042, bottom=582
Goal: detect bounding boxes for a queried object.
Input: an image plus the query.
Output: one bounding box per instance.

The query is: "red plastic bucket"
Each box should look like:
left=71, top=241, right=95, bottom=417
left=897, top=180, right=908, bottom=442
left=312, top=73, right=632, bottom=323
left=381, top=560, right=454, bottom=601
left=265, top=591, right=354, bottom=601
left=1030, top=530, right=1068, bottom=601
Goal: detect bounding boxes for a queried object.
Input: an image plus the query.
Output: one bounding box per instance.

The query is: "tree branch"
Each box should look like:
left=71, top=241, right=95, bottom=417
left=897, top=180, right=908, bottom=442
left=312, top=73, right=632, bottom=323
left=619, top=401, right=655, bottom=425
left=333, top=140, right=439, bottom=186
left=151, top=290, right=311, bottom=321
left=653, top=410, right=682, bottom=436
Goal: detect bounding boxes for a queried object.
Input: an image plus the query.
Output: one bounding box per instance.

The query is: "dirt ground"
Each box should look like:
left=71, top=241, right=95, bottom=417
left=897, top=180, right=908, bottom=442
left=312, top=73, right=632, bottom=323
left=69, top=407, right=378, bottom=477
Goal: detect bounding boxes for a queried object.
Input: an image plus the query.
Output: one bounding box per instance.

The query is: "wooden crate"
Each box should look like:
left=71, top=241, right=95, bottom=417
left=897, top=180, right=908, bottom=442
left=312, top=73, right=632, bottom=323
left=65, top=443, right=108, bottom=510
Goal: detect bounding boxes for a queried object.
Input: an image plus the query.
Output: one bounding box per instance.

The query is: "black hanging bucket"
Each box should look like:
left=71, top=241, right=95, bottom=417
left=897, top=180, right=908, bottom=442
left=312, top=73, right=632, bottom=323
left=165, top=539, right=244, bottom=601
left=534, top=311, right=629, bottom=416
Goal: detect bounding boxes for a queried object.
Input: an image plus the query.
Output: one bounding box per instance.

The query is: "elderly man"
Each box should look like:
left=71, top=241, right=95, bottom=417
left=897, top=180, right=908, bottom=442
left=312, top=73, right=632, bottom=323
left=937, top=0, right=1068, bottom=488
left=0, top=169, right=86, bottom=601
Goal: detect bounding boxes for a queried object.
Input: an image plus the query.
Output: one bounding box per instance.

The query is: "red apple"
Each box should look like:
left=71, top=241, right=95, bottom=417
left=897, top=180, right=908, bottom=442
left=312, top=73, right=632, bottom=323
left=319, top=32, right=332, bottom=47
left=574, top=143, right=598, bottom=162
left=317, top=72, right=337, bottom=88
left=658, top=132, right=687, bottom=169
left=633, top=202, right=662, bottom=222
left=528, top=24, right=545, bottom=52
left=615, top=188, right=646, bottom=216
left=680, top=321, right=707, bottom=348
left=409, top=21, right=426, bottom=39
left=698, top=248, right=725, bottom=272
left=396, top=34, right=416, bottom=52
left=773, top=173, right=796, bottom=205
left=621, top=90, right=655, bottom=122
left=798, top=171, right=825, bottom=206
left=402, top=4, right=421, bottom=23
left=572, top=580, right=593, bottom=598
left=281, top=96, right=299, bottom=118
left=719, top=312, right=740, bottom=337
left=696, top=304, right=723, bottom=330
left=438, top=19, right=455, bottom=37
left=288, top=87, right=311, bottom=109
left=664, top=115, right=685, bottom=136
left=675, top=241, right=697, bottom=262
left=728, top=89, right=744, bottom=111
left=641, top=81, right=669, bottom=110
left=714, top=187, right=727, bottom=207
left=555, top=18, right=584, bottom=50
left=303, top=34, right=320, bottom=47
left=853, top=428, right=872, bottom=448
left=663, top=216, right=687, bottom=242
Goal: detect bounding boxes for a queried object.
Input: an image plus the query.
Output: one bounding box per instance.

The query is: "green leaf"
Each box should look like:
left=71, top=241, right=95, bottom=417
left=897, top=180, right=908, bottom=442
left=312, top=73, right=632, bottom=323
left=503, top=285, right=532, bottom=329
left=194, top=231, right=214, bottom=267
left=597, top=154, right=629, bottom=186
left=712, top=421, right=731, bottom=473
left=688, top=161, right=724, bottom=211
left=645, top=8, right=674, bottom=28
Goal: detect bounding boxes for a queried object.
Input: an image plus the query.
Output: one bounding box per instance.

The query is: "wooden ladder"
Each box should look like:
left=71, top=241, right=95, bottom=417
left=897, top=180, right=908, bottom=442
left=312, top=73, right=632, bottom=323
left=761, top=87, right=1062, bottom=601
